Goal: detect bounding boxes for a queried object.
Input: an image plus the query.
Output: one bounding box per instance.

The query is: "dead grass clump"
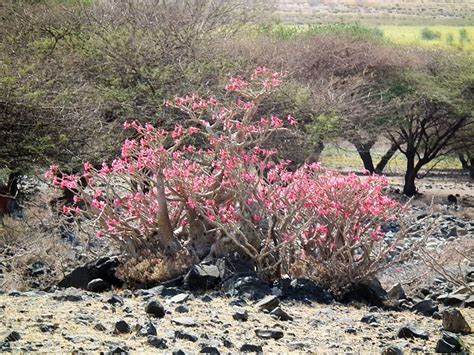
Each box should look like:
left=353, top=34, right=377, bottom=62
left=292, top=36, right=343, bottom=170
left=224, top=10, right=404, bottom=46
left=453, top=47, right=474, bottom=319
left=116, top=250, right=193, bottom=287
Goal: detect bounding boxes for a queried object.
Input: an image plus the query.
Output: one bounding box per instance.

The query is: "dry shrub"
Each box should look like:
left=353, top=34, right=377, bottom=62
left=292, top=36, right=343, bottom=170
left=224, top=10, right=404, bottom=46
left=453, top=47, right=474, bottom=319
left=116, top=250, right=193, bottom=287
left=0, top=187, right=107, bottom=291
left=380, top=237, right=474, bottom=296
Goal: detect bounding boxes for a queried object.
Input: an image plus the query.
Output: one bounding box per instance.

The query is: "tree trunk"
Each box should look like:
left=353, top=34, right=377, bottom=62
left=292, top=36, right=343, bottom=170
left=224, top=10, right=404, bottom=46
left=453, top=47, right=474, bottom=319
left=470, top=158, right=474, bottom=179
left=354, top=142, right=375, bottom=173
left=155, top=173, right=179, bottom=256
left=403, top=152, right=418, bottom=196
left=375, top=143, right=398, bottom=174
left=459, top=154, right=469, bottom=171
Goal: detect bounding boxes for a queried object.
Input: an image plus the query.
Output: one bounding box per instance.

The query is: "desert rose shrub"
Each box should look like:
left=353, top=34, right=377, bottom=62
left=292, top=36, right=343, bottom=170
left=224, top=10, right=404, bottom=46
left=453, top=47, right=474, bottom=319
left=46, top=68, right=412, bottom=289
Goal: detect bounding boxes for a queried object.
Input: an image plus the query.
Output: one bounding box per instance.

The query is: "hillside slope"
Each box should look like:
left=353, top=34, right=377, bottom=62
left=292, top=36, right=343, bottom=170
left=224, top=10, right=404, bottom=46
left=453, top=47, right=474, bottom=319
left=271, top=0, right=474, bottom=25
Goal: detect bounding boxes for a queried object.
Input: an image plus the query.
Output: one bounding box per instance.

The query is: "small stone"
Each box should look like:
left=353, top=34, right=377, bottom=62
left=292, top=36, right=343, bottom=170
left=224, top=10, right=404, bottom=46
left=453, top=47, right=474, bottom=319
left=107, top=295, right=124, bottom=306
left=39, top=323, right=58, bottom=332
left=170, top=293, right=190, bottom=304
left=232, top=307, right=248, bottom=321
left=411, top=299, right=438, bottom=316
left=175, top=305, right=189, bottom=313
left=172, top=349, right=187, bottom=355
left=114, top=320, right=131, bottom=334
left=87, top=278, right=110, bottom=293
left=200, top=346, right=220, bottom=354
left=255, top=295, right=279, bottom=312
left=435, top=331, right=463, bottom=353
left=94, top=323, right=107, bottom=332
left=397, top=324, right=429, bottom=340
left=201, top=295, right=214, bottom=303
left=146, top=300, right=166, bottom=318
left=442, top=308, right=471, bottom=334
left=361, top=313, right=378, bottom=324
left=255, top=329, right=284, bottom=340
left=222, top=339, right=233, bottom=348
left=270, top=307, right=293, bottom=321
left=381, top=345, right=403, bottom=355
left=174, top=330, right=198, bottom=342
left=345, top=328, right=357, bottom=335
left=138, top=321, right=157, bottom=337
left=387, top=283, right=406, bottom=300
left=437, top=293, right=467, bottom=306
left=109, top=346, right=129, bottom=354
left=288, top=340, right=311, bottom=349
left=5, top=331, right=21, bottom=342
left=148, top=336, right=168, bottom=349
left=240, top=344, right=263, bottom=353
left=171, top=317, right=197, bottom=327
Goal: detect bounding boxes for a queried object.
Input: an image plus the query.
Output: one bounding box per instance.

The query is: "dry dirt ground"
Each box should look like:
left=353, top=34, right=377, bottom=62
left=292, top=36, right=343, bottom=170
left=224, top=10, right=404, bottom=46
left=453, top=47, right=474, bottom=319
left=0, top=290, right=473, bottom=353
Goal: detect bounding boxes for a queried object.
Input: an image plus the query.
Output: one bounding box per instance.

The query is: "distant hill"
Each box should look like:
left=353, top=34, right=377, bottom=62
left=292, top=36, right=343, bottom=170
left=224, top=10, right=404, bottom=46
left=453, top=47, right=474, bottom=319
left=270, top=0, right=474, bottom=25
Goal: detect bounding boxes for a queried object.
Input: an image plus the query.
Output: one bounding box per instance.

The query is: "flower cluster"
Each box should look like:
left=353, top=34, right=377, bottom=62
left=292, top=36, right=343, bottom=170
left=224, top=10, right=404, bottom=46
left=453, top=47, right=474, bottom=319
left=47, top=67, right=404, bottom=287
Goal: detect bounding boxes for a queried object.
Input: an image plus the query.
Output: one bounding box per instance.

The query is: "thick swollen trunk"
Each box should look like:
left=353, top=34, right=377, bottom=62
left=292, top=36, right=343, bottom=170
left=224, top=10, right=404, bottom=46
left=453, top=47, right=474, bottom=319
left=155, top=174, right=179, bottom=255
left=375, top=143, right=398, bottom=174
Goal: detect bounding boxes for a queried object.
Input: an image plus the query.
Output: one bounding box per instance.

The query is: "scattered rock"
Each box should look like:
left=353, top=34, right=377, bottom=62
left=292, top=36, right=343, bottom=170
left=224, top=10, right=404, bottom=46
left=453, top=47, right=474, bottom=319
left=114, top=320, right=131, bottom=334
left=5, top=331, right=21, bottom=342
left=270, top=307, right=293, bottom=321
left=28, top=261, right=50, bottom=277
left=341, top=278, right=387, bottom=307
left=145, top=300, right=166, bottom=318
left=108, top=346, right=129, bottom=354
left=175, top=330, right=198, bottom=342
left=148, top=336, right=168, bottom=349
left=240, top=343, right=263, bottom=353
left=255, top=329, right=284, bottom=340
left=387, top=283, right=406, bottom=301
left=447, top=194, right=457, bottom=204
left=435, top=331, right=464, bottom=353
left=232, top=306, right=248, bottom=321
left=381, top=345, right=403, bottom=355
left=361, top=313, right=378, bottom=324
left=442, top=308, right=471, bottom=334
left=94, top=323, right=107, bottom=332
left=255, top=295, right=279, bottom=312
left=288, top=340, right=311, bottom=350
left=285, top=278, right=332, bottom=304
left=175, top=305, right=189, bottom=313
left=184, top=263, right=223, bottom=291
left=52, top=290, right=84, bottom=302
left=137, top=321, right=157, bottom=337
left=201, top=295, right=214, bottom=303
left=107, top=294, right=124, bottom=306
left=411, top=299, right=438, bottom=316
left=38, top=323, right=58, bottom=332
left=200, top=346, right=220, bottom=354
left=57, top=256, right=122, bottom=290
left=87, top=278, right=110, bottom=293
left=397, top=324, right=429, bottom=340
left=223, top=276, right=271, bottom=301
left=171, top=317, right=197, bottom=327
left=437, top=293, right=466, bottom=306
left=170, top=293, right=190, bottom=304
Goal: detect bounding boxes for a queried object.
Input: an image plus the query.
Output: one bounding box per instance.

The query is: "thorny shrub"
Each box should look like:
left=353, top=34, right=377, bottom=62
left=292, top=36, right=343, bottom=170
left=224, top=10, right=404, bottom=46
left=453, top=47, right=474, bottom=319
left=46, top=68, right=415, bottom=290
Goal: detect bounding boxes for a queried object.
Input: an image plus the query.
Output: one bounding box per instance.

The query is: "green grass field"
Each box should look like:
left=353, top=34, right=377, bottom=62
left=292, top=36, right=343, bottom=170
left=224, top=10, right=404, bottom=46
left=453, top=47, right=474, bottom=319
left=380, top=25, right=474, bottom=51
left=319, top=143, right=462, bottom=174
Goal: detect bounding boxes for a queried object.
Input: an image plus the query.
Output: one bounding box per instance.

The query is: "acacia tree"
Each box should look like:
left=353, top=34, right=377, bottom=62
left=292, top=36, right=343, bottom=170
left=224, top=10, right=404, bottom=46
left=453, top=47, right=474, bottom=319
left=279, top=33, right=420, bottom=173
left=388, top=52, right=474, bottom=196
